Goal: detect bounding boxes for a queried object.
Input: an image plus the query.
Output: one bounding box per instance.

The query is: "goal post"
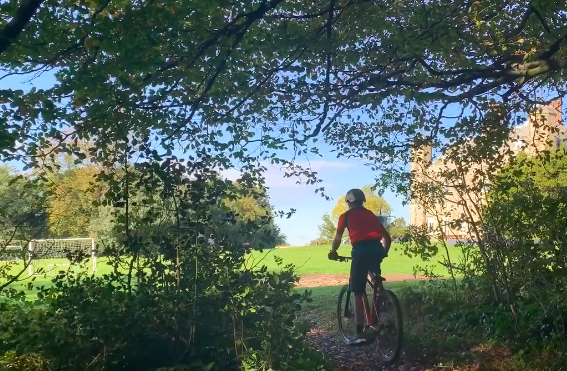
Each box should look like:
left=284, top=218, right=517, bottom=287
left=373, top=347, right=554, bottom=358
left=27, top=237, right=97, bottom=276
left=91, top=237, right=97, bottom=273
left=28, top=240, right=34, bottom=276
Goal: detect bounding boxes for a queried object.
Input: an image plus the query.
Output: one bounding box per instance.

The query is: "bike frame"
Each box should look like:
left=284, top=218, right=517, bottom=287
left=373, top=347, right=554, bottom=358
left=365, top=273, right=386, bottom=330
left=343, top=267, right=386, bottom=330
left=335, top=254, right=403, bottom=364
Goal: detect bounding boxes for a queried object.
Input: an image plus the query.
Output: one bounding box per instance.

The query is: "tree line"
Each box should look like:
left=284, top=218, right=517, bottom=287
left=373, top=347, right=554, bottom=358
left=0, top=156, right=286, bottom=251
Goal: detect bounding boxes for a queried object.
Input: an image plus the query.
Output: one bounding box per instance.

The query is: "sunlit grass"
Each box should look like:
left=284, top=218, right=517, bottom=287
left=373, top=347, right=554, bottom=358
left=248, top=243, right=462, bottom=276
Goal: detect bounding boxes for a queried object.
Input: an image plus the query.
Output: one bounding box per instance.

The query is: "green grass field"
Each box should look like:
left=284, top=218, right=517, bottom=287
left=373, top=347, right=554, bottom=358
left=2, top=257, right=115, bottom=297
left=1, top=243, right=461, bottom=299
left=249, top=243, right=461, bottom=277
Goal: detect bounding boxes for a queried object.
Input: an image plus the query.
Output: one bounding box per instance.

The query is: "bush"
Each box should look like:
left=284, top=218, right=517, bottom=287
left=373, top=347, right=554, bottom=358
left=0, top=253, right=326, bottom=371
left=401, top=148, right=567, bottom=369
left=0, top=168, right=327, bottom=371
left=400, top=277, right=567, bottom=370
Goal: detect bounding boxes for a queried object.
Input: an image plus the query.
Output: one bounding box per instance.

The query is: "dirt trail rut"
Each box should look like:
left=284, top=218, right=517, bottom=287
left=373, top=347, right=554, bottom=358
left=295, top=273, right=425, bottom=288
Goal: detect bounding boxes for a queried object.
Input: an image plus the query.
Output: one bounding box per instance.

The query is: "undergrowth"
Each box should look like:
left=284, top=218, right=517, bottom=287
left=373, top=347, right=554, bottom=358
left=401, top=278, right=567, bottom=371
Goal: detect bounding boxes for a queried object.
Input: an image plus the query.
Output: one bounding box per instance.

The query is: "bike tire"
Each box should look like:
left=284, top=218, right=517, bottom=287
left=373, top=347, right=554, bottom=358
left=337, top=284, right=357, bottom=343
left=374, top=289, right=403, bottom=365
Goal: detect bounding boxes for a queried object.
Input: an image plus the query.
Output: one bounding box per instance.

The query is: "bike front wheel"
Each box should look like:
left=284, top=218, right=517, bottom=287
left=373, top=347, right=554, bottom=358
left=373, top=289, right=403, bottom=365
left=337, top=284, right=358, bottom=343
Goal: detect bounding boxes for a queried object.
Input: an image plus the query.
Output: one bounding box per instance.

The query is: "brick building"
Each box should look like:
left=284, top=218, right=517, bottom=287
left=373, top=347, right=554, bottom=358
left=409, top=99, right=565, bottom=239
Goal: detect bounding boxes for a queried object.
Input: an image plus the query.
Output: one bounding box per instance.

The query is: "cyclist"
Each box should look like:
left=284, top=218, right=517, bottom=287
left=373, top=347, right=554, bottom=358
left=328, top=188, right=392, bottom=345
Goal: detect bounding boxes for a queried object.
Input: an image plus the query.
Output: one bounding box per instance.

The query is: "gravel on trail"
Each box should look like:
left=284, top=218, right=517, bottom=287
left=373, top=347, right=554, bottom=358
left=305, top=327, right=473, bottom=371
left=299, top=273, right=472, bottom=371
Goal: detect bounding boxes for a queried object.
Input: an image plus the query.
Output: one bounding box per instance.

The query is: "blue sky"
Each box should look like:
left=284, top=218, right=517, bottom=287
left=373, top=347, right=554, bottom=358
left=265, top=161, right=406, bottom=246
left=222, top=157, right=408, bottom=246
left=1, top=69, right=408, bottom=246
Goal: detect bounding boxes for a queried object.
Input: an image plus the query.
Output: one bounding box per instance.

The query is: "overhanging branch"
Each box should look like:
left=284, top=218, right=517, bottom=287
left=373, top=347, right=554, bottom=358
left=0, top=0, right=45, bottom=55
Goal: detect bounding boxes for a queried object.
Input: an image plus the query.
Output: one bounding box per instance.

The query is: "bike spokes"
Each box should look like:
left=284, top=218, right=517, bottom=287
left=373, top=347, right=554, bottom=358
left=372, top=290, right=403, bottom=364
left=337, top=285, right=358, bottom=343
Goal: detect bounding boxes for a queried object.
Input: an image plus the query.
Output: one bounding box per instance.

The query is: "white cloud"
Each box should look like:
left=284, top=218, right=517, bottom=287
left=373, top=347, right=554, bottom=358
left=220, top=168, right=241, bottom=182
left=294, top=160, right=354, bottom=171
left=220, top=160, right=354, bottom=189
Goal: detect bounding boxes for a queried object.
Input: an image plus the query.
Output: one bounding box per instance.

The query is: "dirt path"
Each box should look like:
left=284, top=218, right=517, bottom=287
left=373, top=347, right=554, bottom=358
left=299, top=274, right=470, bottom=371
left=306, top=327, right=469, bottom=371
left=295, top=273, right=425, bottom=288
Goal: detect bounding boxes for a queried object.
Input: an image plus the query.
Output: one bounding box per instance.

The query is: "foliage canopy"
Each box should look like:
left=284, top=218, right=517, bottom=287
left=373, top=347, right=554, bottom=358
left=1, top=0, right=567, bottom=193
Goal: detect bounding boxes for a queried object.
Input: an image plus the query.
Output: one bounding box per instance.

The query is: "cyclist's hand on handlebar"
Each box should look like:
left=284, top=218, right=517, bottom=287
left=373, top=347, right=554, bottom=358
left=328, top=250, right=339, bottom=261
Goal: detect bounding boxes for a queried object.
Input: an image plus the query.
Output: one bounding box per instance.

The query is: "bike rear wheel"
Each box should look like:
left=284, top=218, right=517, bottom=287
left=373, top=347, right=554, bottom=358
left=373, top=289, right=403, bottom=364
left=337, top=284, right=358, bottom=343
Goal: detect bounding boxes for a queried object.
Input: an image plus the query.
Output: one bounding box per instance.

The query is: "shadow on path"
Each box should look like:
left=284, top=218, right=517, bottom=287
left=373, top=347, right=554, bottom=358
left=306, top=327, right=472, bottom=371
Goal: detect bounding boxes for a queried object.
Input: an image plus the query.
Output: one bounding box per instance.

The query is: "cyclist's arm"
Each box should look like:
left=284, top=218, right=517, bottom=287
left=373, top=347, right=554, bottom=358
left=331, top=214, right=346, bottom=252
left=382, top=233, right=392, bottom=255
left=376, top=220, right=392, bottom=254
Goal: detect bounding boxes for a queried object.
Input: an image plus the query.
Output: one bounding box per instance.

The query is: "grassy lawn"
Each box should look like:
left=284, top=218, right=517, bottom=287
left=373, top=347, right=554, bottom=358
left=1, top=243, right=460, bottom=299
left=2, top=257, right=116, bottom=298
left=249, top=243, right=462, bottom=277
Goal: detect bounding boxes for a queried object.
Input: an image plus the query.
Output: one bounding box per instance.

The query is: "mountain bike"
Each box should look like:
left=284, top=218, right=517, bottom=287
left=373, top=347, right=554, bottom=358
left=335, top=255, right=403, bottom=365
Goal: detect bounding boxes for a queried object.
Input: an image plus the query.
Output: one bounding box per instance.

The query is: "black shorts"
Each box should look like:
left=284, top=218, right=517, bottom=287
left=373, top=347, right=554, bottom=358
left=349, top=240, right=386, bottom=294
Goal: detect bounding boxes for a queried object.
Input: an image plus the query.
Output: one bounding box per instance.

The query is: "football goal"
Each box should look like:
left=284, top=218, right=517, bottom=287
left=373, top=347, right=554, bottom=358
left=0, top=242, right=26, bottom=261
left=28, top=238, right=97, bottom=276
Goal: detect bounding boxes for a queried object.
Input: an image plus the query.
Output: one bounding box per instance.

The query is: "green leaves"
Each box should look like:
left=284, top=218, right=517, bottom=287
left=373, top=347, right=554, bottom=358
left=0, top=0, right=564, bottom=199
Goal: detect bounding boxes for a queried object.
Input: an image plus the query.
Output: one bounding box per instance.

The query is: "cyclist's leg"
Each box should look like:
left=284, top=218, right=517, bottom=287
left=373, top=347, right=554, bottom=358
left=368, top=241, right=385, bottom=272
left=349, top=250, right=368, bottom=341
left=368, top=247, right=385, bottom=291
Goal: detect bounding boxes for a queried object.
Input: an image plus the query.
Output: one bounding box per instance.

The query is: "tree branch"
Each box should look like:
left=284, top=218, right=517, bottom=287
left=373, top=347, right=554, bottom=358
left=503, top=3, right=534, bottom=40
left=532, top=5, right=552, bottom=35
left=0, top=0, right=45, bottom=55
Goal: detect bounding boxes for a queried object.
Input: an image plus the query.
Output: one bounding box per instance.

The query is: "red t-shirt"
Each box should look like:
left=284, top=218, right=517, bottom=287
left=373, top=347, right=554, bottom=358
left=337, top=207, right=387, bottom=245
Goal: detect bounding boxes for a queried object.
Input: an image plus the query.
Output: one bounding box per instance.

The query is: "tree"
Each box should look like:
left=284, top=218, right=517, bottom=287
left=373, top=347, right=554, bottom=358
left=388, top=217, right=408, bottom=240
left=317, top=213, right=336, bottom=242
left=331, top=185, right=391, bottom=219
left=47, top=164, right=106, bottom=237
left=0, top=165, right=48, bottom=241
left=486, top=146, right=567, bottom=273
left=0, top=0, right=45, bottom=56
left=212, top=186, right=287, bottom=249
left=0, top=0, right=565, bottom=202
left=0, top=165, right=49, bottom=291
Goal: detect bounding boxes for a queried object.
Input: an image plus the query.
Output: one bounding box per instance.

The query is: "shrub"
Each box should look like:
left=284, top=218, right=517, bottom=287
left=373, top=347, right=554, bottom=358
left=0, top=167, right=326, bottom=371
left=0, top=253, right=325, bottom=371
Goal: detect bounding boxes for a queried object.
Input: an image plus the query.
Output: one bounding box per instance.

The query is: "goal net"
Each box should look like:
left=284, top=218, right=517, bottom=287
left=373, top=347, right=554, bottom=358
left=0, top=241, right=27, bottom=261
left=28, top=238, right=97, bottom=276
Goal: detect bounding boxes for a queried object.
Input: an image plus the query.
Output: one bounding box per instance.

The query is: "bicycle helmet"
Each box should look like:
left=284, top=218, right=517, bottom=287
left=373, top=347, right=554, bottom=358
left=345, top=188, right=366, bottom=203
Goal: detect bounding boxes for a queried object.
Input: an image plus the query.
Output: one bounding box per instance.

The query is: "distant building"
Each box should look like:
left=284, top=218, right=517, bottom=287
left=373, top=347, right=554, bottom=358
left=409, top=99, right=565, bottom=240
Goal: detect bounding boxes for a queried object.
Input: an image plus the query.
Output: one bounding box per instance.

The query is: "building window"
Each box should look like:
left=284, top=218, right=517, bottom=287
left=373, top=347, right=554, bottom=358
left=443, top=215, right=450, bottom=236
left=427, top=216, right=435, bottom=231
left=512, top=139, right=525, bottom=150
